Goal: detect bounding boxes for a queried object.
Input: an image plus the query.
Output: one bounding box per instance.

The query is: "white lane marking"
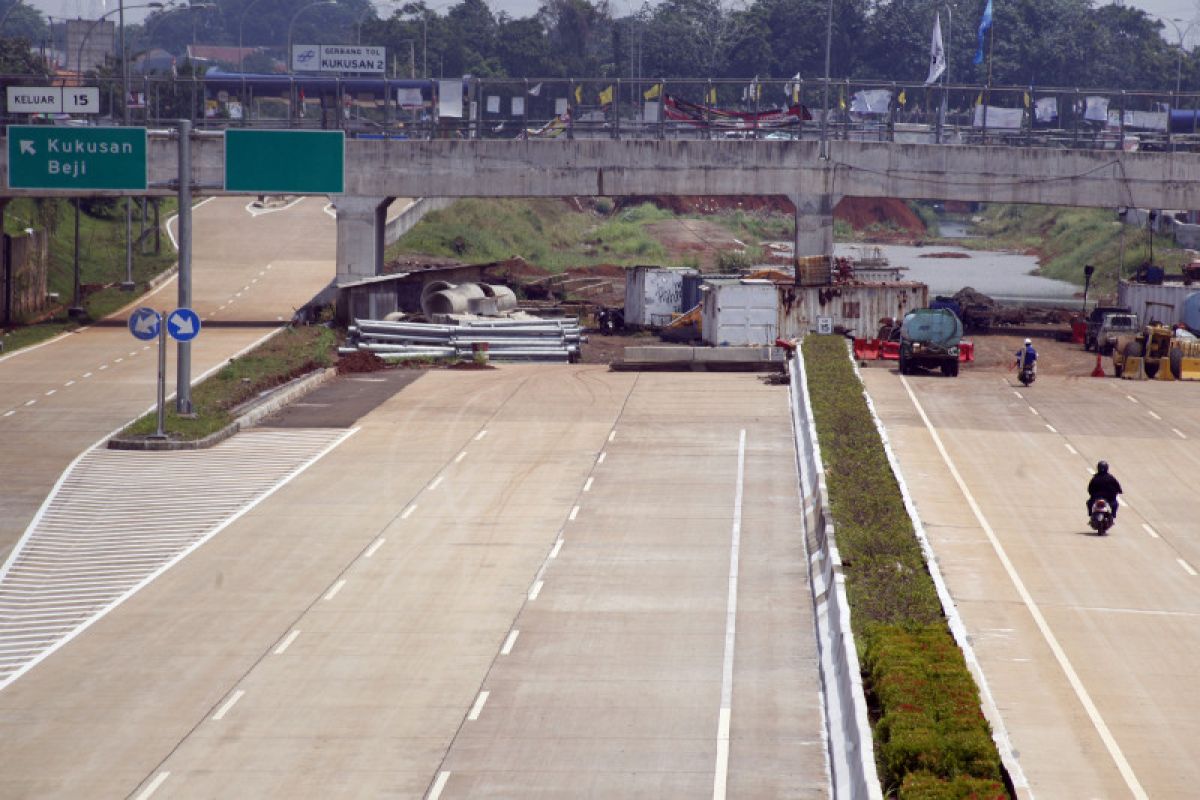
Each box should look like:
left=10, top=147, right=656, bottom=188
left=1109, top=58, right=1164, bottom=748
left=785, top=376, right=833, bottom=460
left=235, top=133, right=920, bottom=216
left=133, top=771, right=170, bottom=800
left=242, top=285, right=250, bottom=292
left=569, top=505, right=580, bottom=521
left=528, top=580, right=543, bottom=600
left=1013, top=391, right=1023, bottom=399
left=212, top=689, right=245, bottom=720
left=428, top=476, right=444, bottom=491
left=427, top=771, right=450, bottom=800
left=114, top=358, right=123, bottom=364
left=474, top=429, right=488, bottom=441
left=454, top=451, right=466, bottom=464
left=900, top=377, right=1148, bottom=799
left=64, top=381, right=74, bottom=387
left=323, top=579, right=347, bottom=601
left=1142, top=524, right=1159, bottom=539
left=1065, top=443, right=1078, bottom=455
left=128, top=351, right=137, bottom=357
left=23, top=400, right=35, bottom=407
left=713, top=429, right=746, bottom=800
left=608, top=430, right=616, bottom=442
left=2, top=411, right=13, bottom=417
left=1126, top=395, right=1139, bottom=404
left=365, top=538, right=386, bottom=558
left=273, top=630, right=301, bottom=655
left=1172, top=428, right=1187, bottom=440
left=1179, top=559, right=1198, bottom=577
left=501, top=630, right=519, bottom=655
left=82, top=372, right=92, bottom=378
left=234, top=292, right=242, bottom=298
left=467, top=690, right=490, bottom=721
left=142, top=345, right=150, bottom=350
left=549, top=538, right=563, bottom=559
left=1148, top=410, right=1162, bottom=420
left=583, top=477, right=594, bottom=492
left=1029, top=407, right=1040, bottom=415
left=44, top=390, right=56, bottom=397
left=401, top=504, right=417, bottom=519
left=597, top=451, right=607, bottom=464
left=1045, top=424, right=1056, bottom=433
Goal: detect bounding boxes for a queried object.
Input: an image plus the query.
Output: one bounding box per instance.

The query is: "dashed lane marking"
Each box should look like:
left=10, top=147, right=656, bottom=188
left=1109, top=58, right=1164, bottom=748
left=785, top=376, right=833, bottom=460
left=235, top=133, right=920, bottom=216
left=454, top=451, right=466, bottom=463
left=273, top=630, right=300, bottom=655
left=549, top=538, right=563, bottom=559
left=64, top=380, right=74, bottom=387
left=1173, top=428, right=1187, bottom=440
left=597, top=451, right=607, bottom=464
left=583, top=477, right=594, bottom=492
left=1126, top=395, right=1139, bottom=404
left=3, top=411, right=13, bottom=417
left=324, top=579, right=347, bottom=601
left=82, top=372, right=92, bottom=378
left=133, top=772, right=170, bottom=800
left=467, top=690, right=490, bottom=721
left=0, top=428, right=356, bottom=690
left=608, top=430, right=616, bottom=442
left=528, top=580, right=543, bottom=600
left=474, top=429, right=488, bottom=441
left=212, top=689, right=245, bottom=720
left=401, top=504, right=417, bottom=519
left=427, top=771, right=450, bottom=800
left=365, top=538, right=385, bottom=558
left=429, top=476, right=444, bottom=490
left=1178, top=559, right=1198, bottom=577
left=44, top=390, right=55, bottom=397
left=1148, top=411, right=1162, bottom=420
left=1142, top=524, right=1159, bottom=539
left=501, top=630, right=519, bottom=655
left=1045, top=424, right=1056, bottom=433
left=23, top=400, right=35, bottom=407
left=569, top=505, right=579, bottom=521
left=1065, top=444, right=1078, bottom=455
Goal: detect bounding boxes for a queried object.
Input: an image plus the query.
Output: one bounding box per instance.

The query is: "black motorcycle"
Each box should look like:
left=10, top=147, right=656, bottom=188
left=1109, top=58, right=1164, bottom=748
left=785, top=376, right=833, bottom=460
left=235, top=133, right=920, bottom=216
left=1018, top=364, right=1036, bottom=386
left=1088, top=498, right=1114, bottom=535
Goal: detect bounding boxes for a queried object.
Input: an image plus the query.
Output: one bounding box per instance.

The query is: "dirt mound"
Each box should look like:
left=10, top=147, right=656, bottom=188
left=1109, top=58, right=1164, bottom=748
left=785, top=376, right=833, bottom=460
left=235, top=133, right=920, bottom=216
left=337, top=350, right=387, bottom=374
left=920, top=251, right=971, bottom=259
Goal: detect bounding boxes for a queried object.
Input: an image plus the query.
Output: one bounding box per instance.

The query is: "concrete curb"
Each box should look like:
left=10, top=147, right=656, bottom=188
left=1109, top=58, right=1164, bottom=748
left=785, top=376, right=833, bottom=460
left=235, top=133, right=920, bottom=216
left=787, top=347, right=883, bottom=800
left=107, top=367, right=338, bottom=451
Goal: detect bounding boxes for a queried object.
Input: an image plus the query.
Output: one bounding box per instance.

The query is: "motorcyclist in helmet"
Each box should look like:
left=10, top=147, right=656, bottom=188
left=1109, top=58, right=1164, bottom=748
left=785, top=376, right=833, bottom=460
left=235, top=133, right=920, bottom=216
left=1087, top=460, right=1123, bottom=519
left=1015, top=338, right=1038, bottom=375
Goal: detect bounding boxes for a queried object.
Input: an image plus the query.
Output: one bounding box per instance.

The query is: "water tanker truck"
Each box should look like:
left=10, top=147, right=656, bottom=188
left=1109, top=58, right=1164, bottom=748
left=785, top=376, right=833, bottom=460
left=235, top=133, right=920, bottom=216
left=899, top=307, right=963, bottom=377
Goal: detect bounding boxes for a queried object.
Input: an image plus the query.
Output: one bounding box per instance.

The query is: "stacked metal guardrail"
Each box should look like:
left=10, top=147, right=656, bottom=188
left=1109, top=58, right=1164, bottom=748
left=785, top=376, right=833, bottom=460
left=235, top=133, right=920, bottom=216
left=341, top=317, right=585, bottom=363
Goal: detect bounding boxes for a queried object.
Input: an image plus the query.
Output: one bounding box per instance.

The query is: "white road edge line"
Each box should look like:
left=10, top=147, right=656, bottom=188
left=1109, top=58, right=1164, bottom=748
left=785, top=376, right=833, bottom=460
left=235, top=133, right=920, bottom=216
left=1141, top=524, right=1159, bottom=539
left=713, top=428, right=746, bottom=800
left=365, top=538, right=386, bottom=558
left=501, top=630, right=519, bottom=655
left=467, top=690, right=490, bottom=721
left=273, top=630, right=301, bottom=655
left=324, top=580, right=347, bottom=601
left=1178, top=559, right=1198, bottom=577
left=212, top=689, right=245, bottom=721
left=426, top=771, right=450, bottom=800
left=899, top=377, right=1149, bottom=799
left=133, top=771, right=170, bottom=800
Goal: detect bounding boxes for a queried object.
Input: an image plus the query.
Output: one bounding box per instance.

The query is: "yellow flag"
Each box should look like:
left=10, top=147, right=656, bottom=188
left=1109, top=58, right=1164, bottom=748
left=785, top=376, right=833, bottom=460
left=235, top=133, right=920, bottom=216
left=898, top=89, right=907, bottom=106
left=838, top=87, right=846, bottom=111
left=643, top=83, right=662, bottom=101
left=574, top=84, right=582, bottom=104
left=707, top=87, right=717, bottom=105
left=1024, top=91, right=1031, bottom=108
left=791, top=86, right=800, bottom=105
left=598, top=85, right=613, bottom=105
left=976, top=92, right=984, bottom=106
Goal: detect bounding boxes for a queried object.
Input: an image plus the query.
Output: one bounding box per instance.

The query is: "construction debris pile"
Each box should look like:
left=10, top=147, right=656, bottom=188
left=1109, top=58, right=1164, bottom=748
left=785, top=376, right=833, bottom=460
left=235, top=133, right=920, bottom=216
left=341, top=317, right=585, bottom=363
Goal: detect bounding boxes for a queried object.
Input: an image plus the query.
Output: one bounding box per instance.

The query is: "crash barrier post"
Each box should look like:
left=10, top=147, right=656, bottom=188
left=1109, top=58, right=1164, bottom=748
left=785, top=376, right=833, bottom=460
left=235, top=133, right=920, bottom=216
left=787, top=347, right=883, bottom=799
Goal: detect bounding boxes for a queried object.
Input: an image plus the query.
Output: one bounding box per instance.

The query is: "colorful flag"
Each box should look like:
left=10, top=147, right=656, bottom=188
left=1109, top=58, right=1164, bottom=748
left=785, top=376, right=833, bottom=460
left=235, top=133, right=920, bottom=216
left=926, top=13, right=946, bottom=84
left=974, top=0, right=993, bottom=66
left=706, top=87, right=717, bottom=104
left=598, top=85, right=613, bottom=106
left=573, top=84, right=582, bottom=104
left=898, top=89, right=907, bottom=106
left=643, top=83, right=662, bottom=101
left=529, top=82, right=542, bottom=97
left=838, top=86, right=846, bottom=111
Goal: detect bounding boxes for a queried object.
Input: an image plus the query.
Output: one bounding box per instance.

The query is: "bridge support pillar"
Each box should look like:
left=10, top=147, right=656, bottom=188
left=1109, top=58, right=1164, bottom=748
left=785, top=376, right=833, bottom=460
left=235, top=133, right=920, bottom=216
left=789, top=192, right=840, bottom=264
left=334, top=196, right=393, bottom=285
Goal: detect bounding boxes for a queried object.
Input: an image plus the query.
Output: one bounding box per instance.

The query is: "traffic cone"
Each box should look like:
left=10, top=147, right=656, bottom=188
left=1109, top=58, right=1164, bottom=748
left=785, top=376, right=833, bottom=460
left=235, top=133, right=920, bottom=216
left=1091, top=352, right=1105, bottom=378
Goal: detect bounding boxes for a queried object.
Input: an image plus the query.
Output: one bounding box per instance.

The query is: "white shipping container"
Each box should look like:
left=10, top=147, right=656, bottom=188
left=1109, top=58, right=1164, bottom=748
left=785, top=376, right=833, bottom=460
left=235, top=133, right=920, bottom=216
left=777, top=282, right=928, bottom=339
left=701, top=279, right=779, bottom=346
left=624, top=266, right=698, bottom=327
left=1117, top=280, right=1200, bottom=327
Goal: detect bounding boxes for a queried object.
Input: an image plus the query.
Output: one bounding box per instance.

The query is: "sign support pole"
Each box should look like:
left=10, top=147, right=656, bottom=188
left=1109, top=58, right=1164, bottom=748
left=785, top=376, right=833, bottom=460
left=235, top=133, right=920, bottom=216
left=176, top=119, right=193, bottom=415
left=155, top=315, right=167, bottom=439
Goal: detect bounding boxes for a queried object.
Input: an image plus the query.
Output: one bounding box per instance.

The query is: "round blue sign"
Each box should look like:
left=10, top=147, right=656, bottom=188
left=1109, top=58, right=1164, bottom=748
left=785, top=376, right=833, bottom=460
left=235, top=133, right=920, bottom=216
left=128, top=307, right=161, bottom=341
left=167, top=307, right=201, bottom=342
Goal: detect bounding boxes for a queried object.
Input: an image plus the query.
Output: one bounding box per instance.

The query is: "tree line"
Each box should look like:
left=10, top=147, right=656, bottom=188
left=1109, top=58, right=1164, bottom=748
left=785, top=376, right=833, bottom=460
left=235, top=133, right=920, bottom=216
left=0, top=0, right=1192, bottom=93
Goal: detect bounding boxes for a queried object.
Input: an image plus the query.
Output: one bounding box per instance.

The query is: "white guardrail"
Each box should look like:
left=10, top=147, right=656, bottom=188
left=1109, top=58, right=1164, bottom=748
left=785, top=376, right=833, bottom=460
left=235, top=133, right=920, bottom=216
left=787, top=347, right=883, bottom=800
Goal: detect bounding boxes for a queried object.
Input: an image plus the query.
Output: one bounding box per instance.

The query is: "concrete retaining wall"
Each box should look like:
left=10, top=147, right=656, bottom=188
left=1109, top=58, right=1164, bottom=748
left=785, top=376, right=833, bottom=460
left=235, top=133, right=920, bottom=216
left=1, top=229, right=49, bottom=320
left=787, top=350, right=882, bottom=800
left=384, top=197, right=456, bottom=246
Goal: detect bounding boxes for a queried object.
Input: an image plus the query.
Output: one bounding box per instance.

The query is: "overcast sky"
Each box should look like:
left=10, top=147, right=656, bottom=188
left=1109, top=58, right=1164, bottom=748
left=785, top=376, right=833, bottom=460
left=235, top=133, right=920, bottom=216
left=25, top=0, right=1200, bottom=45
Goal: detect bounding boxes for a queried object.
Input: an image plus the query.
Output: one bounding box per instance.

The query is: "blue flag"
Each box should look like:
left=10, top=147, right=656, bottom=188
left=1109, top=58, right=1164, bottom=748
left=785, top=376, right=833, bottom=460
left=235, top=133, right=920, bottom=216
left=974, top=0, right=993, bottom=65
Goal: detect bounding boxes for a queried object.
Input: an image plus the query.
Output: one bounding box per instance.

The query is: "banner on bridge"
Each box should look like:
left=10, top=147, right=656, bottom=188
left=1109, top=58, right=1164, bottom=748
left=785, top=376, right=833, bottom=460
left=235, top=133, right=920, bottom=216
left=291, top=44, right=386, bottom=74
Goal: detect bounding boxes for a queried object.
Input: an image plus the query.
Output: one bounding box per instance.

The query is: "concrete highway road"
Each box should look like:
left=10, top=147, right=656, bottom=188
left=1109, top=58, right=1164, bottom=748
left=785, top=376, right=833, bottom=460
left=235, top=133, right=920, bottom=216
left=0, top=196, right=337, bottom=562
left=862, top=368, right=1200, bottom=799
left=0, top=366, right=829, bottom=798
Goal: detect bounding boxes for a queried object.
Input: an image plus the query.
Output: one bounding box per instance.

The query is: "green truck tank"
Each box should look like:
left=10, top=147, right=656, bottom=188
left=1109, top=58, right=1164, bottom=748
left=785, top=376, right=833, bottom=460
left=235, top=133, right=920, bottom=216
left=899, top=307, right=963, bottom=377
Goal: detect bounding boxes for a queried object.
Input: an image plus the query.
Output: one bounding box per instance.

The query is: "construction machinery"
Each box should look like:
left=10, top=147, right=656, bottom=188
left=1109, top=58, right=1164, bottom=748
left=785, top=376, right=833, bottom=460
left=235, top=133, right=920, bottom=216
left=1111, top=324, right=1200, bottom=380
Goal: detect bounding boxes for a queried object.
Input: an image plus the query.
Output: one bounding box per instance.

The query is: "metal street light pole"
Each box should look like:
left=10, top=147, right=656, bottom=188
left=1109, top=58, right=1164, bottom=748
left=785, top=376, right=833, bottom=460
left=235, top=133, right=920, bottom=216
left=820, top=0, right=833, bottom=159
left=238, top=0, right=267, bottom=74
left=287, top=0, right=338, bottom=74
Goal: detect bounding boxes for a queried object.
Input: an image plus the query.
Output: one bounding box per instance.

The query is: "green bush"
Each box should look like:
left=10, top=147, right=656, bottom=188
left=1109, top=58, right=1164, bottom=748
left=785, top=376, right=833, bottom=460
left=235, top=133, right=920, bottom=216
left=716, top=250, right=753, bottom=271
left=802, top=335, right=1008, bottom=797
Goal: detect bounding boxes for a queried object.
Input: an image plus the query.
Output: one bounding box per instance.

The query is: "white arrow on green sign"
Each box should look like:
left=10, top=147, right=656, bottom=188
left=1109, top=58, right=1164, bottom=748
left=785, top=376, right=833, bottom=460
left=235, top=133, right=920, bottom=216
left=6, top=125, right=147, bottom=190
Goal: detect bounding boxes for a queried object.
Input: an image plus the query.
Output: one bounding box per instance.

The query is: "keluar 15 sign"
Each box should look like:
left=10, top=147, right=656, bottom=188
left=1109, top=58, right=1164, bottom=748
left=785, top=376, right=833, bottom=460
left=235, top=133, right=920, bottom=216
left=6, top=87, right=100, bottom=115
left=291, top=45, right=386, bottom=74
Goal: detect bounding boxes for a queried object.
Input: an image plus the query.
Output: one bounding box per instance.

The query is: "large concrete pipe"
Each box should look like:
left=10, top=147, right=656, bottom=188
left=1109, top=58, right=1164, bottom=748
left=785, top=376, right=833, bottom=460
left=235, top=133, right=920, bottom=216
left=423, top=282, right=486, bottom=315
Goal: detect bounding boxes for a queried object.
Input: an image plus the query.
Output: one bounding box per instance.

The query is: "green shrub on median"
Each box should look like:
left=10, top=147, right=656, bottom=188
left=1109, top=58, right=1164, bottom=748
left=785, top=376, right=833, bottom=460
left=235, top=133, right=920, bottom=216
left=802, top=334, right=1009, bottom=798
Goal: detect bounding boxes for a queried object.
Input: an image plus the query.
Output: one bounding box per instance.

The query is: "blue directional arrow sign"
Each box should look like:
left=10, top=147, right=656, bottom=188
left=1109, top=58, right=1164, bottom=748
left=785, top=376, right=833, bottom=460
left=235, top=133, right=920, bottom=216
left=167, top=308, right=201, bottom=342
left=128, top=307, right=161, bottom=341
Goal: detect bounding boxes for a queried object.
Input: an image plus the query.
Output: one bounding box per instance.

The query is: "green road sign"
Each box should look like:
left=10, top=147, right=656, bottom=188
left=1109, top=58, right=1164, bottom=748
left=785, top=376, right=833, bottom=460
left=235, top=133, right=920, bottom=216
left=6, top=126, right=147, bottom=190
left=224, top=130, right=345, bottom=194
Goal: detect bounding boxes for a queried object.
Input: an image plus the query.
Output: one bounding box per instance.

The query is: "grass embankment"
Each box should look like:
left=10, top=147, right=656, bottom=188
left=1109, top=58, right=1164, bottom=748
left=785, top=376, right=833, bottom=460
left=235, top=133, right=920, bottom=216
left=965, top=204, right=1188, bottom=293
left=387, top=199, right=674, bottom=271
left=122, top=326, right=336, bottom=441
left=1, top=197, right=178, bottom=353
left=804, top=335, right=1007, bottom=799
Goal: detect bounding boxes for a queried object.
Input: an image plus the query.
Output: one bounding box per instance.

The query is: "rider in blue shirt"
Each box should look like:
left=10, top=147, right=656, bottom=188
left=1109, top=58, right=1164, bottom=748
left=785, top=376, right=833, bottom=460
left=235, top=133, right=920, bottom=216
left=1016, top=338, right=1038, bottom=373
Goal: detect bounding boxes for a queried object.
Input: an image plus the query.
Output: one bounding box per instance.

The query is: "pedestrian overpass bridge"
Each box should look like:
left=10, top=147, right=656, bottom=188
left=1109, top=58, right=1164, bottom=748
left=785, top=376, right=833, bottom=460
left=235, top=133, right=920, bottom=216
left=4, top=134, right=1200, bottom=283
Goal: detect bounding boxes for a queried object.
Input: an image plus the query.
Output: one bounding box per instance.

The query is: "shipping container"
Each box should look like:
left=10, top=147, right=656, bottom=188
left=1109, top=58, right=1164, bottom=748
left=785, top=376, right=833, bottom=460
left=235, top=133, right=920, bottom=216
left=777, top=282, right=928, bottom=339
left=701, top=279, right=779, bottom=346
left=623, top=266, right=699, bottom=327
left=1118, top=280, right=1200, bottom=327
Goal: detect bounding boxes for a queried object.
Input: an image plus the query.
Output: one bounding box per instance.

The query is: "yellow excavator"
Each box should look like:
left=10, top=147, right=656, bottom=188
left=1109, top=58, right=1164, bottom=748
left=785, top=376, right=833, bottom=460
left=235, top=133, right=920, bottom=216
left=1112, top=324, right=1200, bottom=380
